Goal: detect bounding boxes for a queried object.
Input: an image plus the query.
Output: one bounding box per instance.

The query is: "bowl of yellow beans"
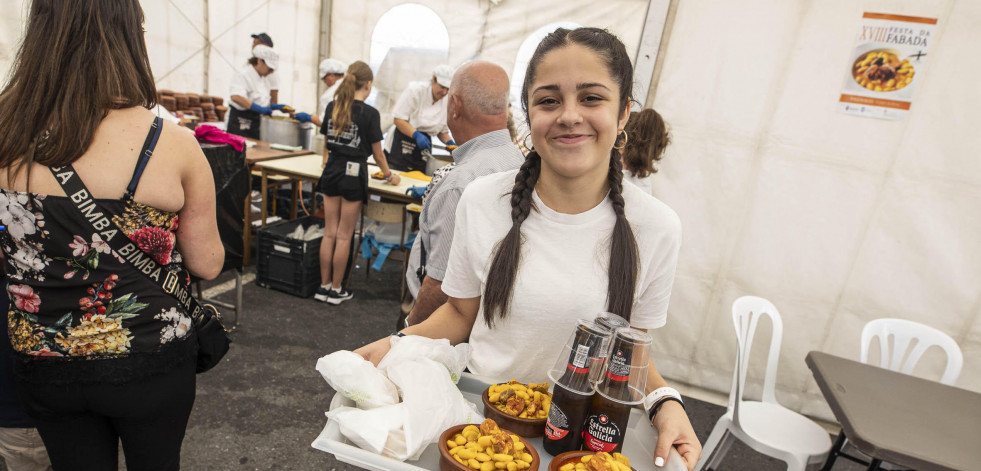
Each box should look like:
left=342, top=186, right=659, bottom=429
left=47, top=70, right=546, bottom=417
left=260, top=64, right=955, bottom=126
left=548, top=451, right=635, bottom=471
left=482, top=380, right=552, bottom=437
left=439, top=419, right=540, bottom=471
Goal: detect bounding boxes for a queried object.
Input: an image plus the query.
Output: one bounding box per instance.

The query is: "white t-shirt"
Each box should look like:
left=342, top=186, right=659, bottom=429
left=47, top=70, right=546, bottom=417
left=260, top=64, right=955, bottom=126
left=391, top=82, right=449, bottom=135
left=624, top=171, right=654, bottom=195
left=441, top=170, right=682, bottom=383
left=228, top=65, right=272, bottom=111
left=318, top=79, right=343, bottom=122
left=268, top=70, right=279, bottom=91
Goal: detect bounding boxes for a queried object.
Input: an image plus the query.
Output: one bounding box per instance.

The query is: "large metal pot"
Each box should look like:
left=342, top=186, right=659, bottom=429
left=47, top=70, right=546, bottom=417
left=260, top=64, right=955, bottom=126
left=425, top=148, right=454, bottom=175
left=260, top=116, right=316, bottom=150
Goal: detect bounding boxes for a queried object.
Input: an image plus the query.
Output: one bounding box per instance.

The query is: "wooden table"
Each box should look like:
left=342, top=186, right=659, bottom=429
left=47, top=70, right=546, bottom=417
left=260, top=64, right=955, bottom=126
left=806, top=351, right=981, bottom=471
left=254, top=154, right=427, bottom=226
left=241, top=141, right=315, bottom=265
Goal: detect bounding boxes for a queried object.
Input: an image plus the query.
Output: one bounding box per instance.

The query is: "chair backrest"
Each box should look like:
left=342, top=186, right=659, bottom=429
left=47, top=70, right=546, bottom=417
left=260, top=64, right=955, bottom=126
left=363, top=200, right=405, bottom=224
left=860, top=318, right=963, bottom=385
left=729, top=296, right=783, bottom=425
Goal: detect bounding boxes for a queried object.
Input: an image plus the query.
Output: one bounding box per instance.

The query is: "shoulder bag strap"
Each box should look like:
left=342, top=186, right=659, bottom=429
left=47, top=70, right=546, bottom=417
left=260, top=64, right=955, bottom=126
left=48, top=163, right=209, bottom=323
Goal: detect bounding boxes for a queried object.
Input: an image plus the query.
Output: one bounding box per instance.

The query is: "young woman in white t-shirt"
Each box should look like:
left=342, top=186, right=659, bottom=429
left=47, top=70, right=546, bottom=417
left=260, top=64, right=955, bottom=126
left=356, top=28, right=700, bottom=469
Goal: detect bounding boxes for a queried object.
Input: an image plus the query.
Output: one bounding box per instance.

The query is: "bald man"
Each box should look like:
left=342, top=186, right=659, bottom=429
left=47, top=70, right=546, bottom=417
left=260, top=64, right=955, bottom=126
left=403, top=61, right=524, bottom=327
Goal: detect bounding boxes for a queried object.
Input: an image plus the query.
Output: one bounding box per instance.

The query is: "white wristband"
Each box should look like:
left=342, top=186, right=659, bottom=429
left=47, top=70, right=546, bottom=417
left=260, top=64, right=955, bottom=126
left=644, top=387, right=683, bottom=415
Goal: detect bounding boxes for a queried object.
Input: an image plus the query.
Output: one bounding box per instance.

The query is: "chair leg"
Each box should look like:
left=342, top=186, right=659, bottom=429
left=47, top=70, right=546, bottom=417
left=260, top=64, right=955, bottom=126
left=867, top=459, right=882, bottom=471
left=233, top=269, right=243, bottom=326
left=821, top=431, right=847, bottom=471
left=696, top=420, right=731, bottom=471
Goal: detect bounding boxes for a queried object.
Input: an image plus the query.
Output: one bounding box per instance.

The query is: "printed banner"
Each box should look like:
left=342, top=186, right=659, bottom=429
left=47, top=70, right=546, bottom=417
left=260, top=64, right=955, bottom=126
left=838, top=12, right=937, bottom=120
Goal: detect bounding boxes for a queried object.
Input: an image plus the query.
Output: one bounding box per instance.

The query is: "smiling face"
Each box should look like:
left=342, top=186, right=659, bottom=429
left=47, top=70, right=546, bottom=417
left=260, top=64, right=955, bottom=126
left=527, top=44, right=630, bottom=184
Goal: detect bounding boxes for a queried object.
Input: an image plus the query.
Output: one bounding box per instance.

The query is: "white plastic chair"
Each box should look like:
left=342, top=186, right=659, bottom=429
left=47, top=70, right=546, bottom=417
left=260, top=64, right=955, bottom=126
left=696, top=296, right=831, bottom=471
left=820, top=318, right=964, bottom=470
left=861, top=318, right=962, bottom=385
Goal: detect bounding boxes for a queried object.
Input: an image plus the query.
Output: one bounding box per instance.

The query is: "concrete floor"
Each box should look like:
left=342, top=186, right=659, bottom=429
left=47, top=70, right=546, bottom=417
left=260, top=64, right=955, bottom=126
left=3, top=253, right=867, bottom=471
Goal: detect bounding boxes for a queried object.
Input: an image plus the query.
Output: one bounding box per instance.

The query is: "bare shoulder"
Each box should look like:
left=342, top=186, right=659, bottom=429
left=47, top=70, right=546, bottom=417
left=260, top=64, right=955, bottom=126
left=155, top=120, right=206, bottom=168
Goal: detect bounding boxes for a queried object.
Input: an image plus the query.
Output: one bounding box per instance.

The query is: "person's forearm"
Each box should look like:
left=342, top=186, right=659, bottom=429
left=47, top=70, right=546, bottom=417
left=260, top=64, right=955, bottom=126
left=230, top=95, right=251, bottom=109
left=406, top=276, right=448, bottom=326
left=398, top=297, right=477, bottom=345
left=312, top=115, right=322, bottom=127
left=371, top=142, right=392, bottom=175
left=437, top=131, right=452, bottom=145
left=394, top=118, right=416, bottom=137
left=645, top=357, right=670, bottom=394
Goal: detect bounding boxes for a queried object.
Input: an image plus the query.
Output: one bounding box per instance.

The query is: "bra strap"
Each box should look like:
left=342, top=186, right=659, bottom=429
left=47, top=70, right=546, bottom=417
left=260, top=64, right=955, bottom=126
left=123, top=117, right=164, bottom=201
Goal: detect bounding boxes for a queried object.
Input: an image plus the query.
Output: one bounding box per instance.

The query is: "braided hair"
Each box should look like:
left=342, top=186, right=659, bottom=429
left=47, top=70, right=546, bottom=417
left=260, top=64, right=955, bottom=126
left=481, top=27, right=640, bottom=326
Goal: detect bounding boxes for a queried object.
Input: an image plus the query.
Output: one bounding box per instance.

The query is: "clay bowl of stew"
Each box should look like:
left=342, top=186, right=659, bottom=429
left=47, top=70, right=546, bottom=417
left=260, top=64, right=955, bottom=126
left=481, top=386, right=548, bottom=437
left=438, top=423, right=541, bottom=471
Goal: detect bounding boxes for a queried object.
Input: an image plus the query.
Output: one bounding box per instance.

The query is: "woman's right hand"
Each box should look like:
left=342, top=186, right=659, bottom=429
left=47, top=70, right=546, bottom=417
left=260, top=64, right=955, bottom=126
left=354, top=336, right=393, bottom=366
left=387, top=173, right=401, bottom=186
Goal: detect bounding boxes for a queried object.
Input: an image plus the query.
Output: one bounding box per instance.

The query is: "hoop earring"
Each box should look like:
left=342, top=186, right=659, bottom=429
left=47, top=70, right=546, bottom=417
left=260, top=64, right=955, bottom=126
left=521, top=133, right=534, bottom=152
left=612, top=129, right=628, bottom=151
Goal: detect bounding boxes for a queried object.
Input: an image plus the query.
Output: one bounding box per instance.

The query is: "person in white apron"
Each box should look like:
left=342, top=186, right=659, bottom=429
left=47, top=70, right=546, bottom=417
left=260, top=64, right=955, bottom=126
left=227, top=45, right=293, bottom=140
left=384, top=64, right=456, bottom=172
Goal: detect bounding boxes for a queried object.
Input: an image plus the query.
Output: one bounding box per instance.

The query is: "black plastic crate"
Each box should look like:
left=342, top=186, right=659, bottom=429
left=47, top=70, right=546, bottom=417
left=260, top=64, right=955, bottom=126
left=256, top=216, right=323, bottom=298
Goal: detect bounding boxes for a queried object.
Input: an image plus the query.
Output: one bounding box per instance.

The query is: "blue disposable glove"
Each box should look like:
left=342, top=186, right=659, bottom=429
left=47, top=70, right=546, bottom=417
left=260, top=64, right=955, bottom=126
left=411, top=131, right=431, bottom=151
left=250, top=102, right=272, bottom=115
left=294, top=112, right=312, bottom=123
left=270, top=103, right=287, bottom=111
left=446, top=139, right=456, bottom=147
left=405, top=185, right=427, bottom=199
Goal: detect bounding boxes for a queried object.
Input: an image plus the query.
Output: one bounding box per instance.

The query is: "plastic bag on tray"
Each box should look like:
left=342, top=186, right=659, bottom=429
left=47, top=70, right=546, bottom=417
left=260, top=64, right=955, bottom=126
left=325, top=403, right=407, bottom=458
left=386, top=357, right=483, bottom=460
left=316, top=350, right=399, bottom=409
left=377, top=335, right=471, bottom=383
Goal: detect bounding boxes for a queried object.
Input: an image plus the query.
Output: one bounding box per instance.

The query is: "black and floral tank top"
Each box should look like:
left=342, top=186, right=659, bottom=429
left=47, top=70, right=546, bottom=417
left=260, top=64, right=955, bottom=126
left=2, top=122, right=197, bottom=385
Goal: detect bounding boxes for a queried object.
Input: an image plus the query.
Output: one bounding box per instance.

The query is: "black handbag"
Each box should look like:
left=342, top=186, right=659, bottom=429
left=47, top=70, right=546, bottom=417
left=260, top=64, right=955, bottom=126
left=49, top=118, right=230, bottom=373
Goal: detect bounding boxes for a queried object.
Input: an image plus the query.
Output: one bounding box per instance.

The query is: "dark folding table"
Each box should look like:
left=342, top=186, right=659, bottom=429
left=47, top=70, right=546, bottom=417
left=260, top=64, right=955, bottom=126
left=806, top=351, right=981, bottom=471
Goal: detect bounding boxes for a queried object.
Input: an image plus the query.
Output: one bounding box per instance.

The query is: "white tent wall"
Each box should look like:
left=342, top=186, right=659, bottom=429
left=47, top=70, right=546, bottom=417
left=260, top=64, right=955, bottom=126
left=0, top=1, right=322, bottom=115
left=649, top=0, right=981, bottom=421
left=0, top=0, right=28, bottom=80
left=142, top=1, right=208, bottom=93
left=204, top=0, right=322, bottom=112
left=329, top=0, right=649, bottom=127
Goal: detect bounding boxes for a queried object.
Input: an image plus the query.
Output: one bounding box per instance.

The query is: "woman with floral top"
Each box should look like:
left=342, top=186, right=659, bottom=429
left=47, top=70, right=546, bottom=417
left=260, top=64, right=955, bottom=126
left=0, top=1, right=224, bottom=470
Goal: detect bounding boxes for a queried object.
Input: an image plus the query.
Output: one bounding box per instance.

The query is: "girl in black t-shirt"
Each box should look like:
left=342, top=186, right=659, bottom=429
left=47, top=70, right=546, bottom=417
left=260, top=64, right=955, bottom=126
left=316, top=61, right=400, bottom=304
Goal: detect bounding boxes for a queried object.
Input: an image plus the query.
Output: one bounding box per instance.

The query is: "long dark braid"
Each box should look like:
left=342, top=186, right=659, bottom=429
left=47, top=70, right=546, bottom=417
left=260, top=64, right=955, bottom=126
left=481, top=152, right=541, bottom=327
left=606, top=148, right=639, bottom=320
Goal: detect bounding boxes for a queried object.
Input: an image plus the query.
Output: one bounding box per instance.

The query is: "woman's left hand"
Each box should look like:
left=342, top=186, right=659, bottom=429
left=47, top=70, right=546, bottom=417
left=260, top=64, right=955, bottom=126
left=652, top=401, right=701, bottom=470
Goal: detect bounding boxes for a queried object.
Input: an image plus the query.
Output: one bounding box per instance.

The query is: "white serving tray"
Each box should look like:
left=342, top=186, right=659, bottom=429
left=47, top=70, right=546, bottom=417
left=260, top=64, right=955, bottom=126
left=312, top=374, right=687, bottom=471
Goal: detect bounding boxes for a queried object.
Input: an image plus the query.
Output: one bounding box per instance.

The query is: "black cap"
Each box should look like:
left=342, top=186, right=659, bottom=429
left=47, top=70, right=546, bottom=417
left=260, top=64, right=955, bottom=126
left=251, top=33, right=273, bottom=48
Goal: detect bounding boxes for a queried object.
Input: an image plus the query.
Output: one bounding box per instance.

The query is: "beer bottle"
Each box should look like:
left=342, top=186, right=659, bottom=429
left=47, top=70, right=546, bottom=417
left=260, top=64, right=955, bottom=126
left=544, top=321, right=607, bottom=456
left=582, top=329, right=642, bottom=453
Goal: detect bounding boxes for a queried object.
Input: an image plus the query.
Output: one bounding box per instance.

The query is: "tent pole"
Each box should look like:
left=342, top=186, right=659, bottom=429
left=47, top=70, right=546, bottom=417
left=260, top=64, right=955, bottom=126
left=317, top=0, right=332, bottom=98
left=203, top=0, right=210, bottom=94
left=633, top=0, right=670, bottom=108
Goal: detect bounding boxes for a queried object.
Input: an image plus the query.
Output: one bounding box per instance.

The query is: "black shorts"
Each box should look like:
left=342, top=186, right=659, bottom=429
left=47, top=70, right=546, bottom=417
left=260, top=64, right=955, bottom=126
left=317, top=156, right=368, bottom=202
